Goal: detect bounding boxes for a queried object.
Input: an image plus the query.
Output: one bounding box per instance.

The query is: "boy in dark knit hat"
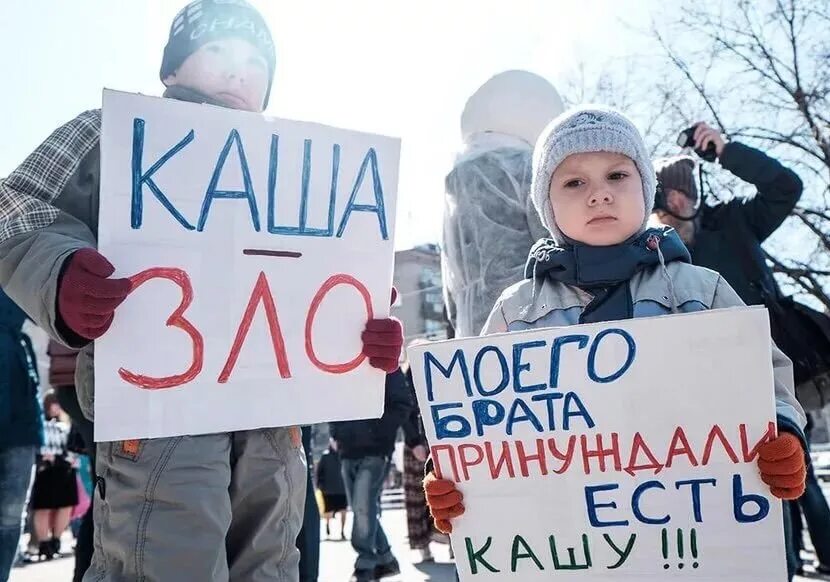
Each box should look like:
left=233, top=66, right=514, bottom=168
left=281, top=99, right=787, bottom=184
left=0, top=2, right=403, bottom=580
left=160, top=0, right=277, bottom=111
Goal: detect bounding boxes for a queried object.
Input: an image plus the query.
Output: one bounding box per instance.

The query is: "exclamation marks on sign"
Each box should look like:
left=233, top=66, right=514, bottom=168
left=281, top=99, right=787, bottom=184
left=662, top=528, right=699, bottom=570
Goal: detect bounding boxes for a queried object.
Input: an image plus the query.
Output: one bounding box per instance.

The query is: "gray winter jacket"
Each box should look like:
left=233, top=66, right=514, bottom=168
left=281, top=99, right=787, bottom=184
left=483, top=260, right=806, bottom=436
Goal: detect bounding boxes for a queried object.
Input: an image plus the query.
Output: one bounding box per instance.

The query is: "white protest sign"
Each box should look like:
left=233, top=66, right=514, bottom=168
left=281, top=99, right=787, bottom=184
left=408, top=307, right=787, bottom=581
left=96, top=90, right=400, bottom=442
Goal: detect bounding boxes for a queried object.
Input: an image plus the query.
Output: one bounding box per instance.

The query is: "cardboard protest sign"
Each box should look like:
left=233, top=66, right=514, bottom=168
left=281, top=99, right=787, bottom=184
left=96, top=90, right=400, bottom=442
left=408, top=307, right=787, bottom=581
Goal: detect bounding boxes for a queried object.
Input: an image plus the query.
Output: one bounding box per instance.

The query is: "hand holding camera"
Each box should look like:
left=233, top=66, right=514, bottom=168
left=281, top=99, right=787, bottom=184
left=677, top=121, right=727, bottom=161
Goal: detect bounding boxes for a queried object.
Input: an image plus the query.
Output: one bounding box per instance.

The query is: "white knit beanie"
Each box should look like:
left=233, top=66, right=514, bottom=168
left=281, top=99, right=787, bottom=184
left=530, top=105, right=656, bottom=242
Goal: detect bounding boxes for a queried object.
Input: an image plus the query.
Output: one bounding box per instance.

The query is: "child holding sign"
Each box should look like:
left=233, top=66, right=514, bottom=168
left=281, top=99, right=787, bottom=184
left=0, top=1, right=403, bottom=581
left=423, top=107, right=807, bottom=545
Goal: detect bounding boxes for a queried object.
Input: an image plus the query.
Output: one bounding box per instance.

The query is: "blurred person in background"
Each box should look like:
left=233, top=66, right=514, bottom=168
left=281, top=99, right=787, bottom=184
left=0, top=289, right=42, bottom=580
left=30, top=391, right=78, bottom=560
left=316, top=443, right=348, bottom=541
left=401, top=353, right=439, bottom=564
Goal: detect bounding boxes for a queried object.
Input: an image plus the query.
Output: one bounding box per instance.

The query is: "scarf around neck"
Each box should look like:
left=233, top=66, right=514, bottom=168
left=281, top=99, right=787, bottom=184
left=525, top=227, right=690, bottom=323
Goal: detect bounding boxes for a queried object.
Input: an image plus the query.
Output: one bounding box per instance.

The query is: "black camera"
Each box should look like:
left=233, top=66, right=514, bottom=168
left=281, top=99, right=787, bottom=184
left=677, top=125, right=718, bottom=162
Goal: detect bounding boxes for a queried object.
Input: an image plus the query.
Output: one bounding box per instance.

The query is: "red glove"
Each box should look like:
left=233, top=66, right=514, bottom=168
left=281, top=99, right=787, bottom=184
left=57, top=248, right=132, bottom=341
left=361, top=287, right=403, bottom=373
left=757, top=432, right=806, bottom=500
left=362, top=318, right=403, bottom=372
left=424, top=472, right=465, bottom=534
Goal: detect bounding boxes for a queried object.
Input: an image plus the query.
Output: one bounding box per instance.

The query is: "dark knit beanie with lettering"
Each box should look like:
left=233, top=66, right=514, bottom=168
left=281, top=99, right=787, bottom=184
left=160, top=0, right=276, bottom=107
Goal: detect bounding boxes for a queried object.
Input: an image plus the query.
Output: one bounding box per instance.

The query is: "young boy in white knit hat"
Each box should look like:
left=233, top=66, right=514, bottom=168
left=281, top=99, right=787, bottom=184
left=423, top=106, right=808, bottom=537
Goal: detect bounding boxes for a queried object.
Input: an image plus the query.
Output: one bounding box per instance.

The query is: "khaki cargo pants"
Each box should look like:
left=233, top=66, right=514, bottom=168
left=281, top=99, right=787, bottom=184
left=82, top=427, right=306, bottom=582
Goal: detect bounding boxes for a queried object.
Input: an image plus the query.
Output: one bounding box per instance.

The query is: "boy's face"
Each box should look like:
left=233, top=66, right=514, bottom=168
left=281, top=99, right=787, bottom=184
left=164, top=38, right=270, bottom=112
left=548, top=152, right=645, bottom=246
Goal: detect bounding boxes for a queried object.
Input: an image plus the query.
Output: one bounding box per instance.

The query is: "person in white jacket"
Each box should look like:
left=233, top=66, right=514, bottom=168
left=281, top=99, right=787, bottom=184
left=441, top=70, right=564, bottom=337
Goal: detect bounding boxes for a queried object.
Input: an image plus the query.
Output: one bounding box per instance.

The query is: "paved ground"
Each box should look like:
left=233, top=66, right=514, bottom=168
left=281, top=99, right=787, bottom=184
left=9, top=505, right=830, bottom=581
left=9, top=508, right=457, bottom=582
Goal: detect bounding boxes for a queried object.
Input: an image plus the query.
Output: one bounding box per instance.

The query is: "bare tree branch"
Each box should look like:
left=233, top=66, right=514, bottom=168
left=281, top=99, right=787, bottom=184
left=569, top=0, right=830, bottom=306
left=768, top=252, right=830, bottom=309
left=652, top=26, right=729, bottom=133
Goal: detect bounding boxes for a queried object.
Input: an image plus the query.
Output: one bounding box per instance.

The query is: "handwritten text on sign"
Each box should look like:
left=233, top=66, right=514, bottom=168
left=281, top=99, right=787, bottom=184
left=408, top=308, right=786, bottom=581
left=96, top=90, right=400, bottom=441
